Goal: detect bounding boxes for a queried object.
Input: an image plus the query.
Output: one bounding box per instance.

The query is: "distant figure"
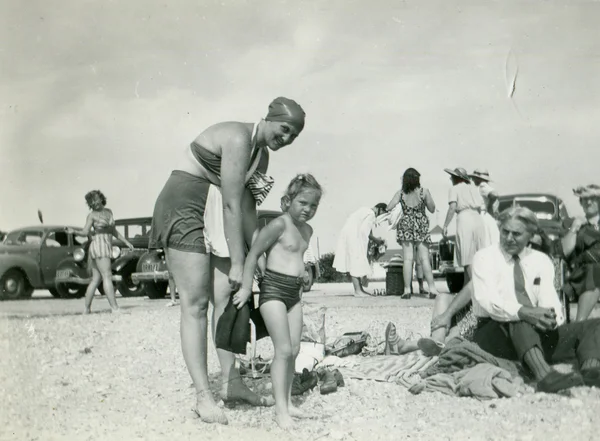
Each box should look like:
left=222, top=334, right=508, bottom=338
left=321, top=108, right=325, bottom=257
left=387, top=167, right=440, bottom=299
left=68, top=190, right=133, bottom=314
left=333, top=203, right=387, bottom=296
left=470, top=168, right=500, bottom=245
left=233, top=173, right=322, bottom=430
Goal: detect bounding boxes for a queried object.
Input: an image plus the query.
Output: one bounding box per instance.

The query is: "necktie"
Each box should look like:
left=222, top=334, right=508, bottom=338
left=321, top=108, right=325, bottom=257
left=513, top=255, right=532, bottom=306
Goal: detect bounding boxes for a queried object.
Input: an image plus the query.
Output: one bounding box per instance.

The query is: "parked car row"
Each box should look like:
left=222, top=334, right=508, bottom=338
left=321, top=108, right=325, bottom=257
left=438, top=193, right=571, bottom=293
left=0, top=211, right=320, bottom=300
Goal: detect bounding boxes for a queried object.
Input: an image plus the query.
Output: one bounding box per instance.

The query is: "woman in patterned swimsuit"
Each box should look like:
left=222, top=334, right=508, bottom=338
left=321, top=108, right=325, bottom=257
left=69, top=190, right=133, bottom=314
left=387, top=168, right=440, bottom=299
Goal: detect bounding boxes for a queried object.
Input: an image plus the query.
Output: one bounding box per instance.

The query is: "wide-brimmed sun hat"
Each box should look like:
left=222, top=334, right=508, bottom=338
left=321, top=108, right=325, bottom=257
left=443, top=167, right=471, bottom=181
left=469, top=168, right=492, bottom=182
left=573, top=184, right=600, bottom=199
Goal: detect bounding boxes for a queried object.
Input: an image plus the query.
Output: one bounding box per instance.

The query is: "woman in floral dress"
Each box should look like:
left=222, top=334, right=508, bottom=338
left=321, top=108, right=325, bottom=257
left=387, top=168, right=440, bottom=299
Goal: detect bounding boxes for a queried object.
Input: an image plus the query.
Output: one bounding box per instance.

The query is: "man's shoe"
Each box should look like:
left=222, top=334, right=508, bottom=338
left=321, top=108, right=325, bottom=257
left=537, top=370, right=584, bottom=394
left=581, top=367, right=600, bottom=388
left=332, top=369, right=345, bottom=387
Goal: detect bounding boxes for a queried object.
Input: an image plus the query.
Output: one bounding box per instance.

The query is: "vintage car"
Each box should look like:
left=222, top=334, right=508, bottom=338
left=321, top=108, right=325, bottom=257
left=131, top=210, right=322, bottom=298
left=0, top=225, right=118, bottom=300
left=439, top=193, right=570, bottom=293
left=53, top=217, right=153, bottom=298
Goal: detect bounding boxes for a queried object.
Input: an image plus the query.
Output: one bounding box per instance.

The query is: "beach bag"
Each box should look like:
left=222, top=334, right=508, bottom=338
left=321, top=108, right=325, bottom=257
left=326, top=332, right=370, bottom=358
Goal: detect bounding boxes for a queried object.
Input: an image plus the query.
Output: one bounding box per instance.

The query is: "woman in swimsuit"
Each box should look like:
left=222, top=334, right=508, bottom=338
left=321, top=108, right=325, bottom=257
left=69, top=190, right=134, bottom=314
left=149, top=97, right=306, bottom=425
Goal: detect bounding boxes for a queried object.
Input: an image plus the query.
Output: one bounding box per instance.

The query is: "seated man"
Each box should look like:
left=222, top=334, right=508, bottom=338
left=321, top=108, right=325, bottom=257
left=471, top=206, right=600, bottom=393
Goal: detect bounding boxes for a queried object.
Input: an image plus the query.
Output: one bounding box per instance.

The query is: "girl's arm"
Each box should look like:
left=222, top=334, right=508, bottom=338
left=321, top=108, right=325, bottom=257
left=232, top=217, right=285, bottom=308
left=442, top=202, right=457, bottom=236
left=424, top=188, right=436, bottom=213
left=69, top=213, right=94, bottom=236
left=112, top=228, right=134, bottom=250
left=386, top=190, right=401, bottom=211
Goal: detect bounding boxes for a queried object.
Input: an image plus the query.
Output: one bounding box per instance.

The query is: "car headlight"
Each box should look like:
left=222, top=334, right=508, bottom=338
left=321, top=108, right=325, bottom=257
left=73, top=247, right=85, bottom=262
left=547, top=233, right=557, bottom=240
left=111, top=246, right=121, bottom=259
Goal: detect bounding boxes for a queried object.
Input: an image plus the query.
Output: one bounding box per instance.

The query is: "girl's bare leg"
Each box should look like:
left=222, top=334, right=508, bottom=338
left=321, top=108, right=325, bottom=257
left=83, top=266, right=102, bottom=314
left=401, top=241, right=414, bottom=295
left=96, top=257, right=119, bottom=311
left=416, top=242, right=440, bottom=296
left=285, top=302, right=309, bottom=418
left=260, top=300, right=295, bottom=430
left=166, top=249, right=226, bottom=425
left=212, top=256, right=273, bottom=406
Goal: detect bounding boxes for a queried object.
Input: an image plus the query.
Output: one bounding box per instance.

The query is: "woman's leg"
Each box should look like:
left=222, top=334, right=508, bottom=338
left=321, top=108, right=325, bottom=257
left=401, top=241, right=414, bottom=295
left=83, top=265, right=102, bottom=314
left=576, top=288, right=600, bottom=321
left=416, top=242, right=440, bottom=297
left=96, top=257, right=119, bottom=311
left=430, top=293, right=454, bottom=343
left=166, top=248, right=226, bottom=424
left=164, top=254, right=178, bottom=307
left=212, top=256, right=273, bottom=405
left=260, top=300, right=295, bottom=430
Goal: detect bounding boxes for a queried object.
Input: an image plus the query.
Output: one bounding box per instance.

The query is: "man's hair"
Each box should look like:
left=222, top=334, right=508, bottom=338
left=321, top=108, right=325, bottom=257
left=374, top=202, right=388, bottom=214
left=498, top=206, right=539, bottom=235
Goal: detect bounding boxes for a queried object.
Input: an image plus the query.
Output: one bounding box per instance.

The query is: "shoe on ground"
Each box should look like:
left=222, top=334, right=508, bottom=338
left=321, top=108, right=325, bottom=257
left=537, top=370, right=584, bottom=394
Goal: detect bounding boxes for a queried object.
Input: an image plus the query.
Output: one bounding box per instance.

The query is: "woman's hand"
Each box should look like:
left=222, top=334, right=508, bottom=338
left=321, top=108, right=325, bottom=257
left=442, top=226, right=449, bottom=237
left=431, top=312, right=452, bottom=333
left=570, top=217, right=587, bottom=233
left=126, top=241, right=134, bottom=251
left=228, top=264, right=244, bottom=291
left=232, top=287, right=252, bottom=309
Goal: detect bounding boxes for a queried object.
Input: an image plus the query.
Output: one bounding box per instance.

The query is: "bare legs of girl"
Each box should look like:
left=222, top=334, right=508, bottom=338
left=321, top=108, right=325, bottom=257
left=83, top=257, right=119, bottom=314
left=259, top=300, right=304, bottom=430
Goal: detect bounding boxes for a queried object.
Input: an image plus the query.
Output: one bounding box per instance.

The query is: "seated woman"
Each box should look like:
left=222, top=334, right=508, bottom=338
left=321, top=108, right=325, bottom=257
left=554, top=184, right=600, bottom=321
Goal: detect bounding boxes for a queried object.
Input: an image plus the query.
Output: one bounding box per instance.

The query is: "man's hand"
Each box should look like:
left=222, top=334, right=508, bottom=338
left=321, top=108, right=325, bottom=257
left=228, top=264, right=244, bottom=292
left=518, top=306, right=557, bottom=332
left=431, top=312, right=452, bottom=333
left=232, top=287, right=252, bottom=309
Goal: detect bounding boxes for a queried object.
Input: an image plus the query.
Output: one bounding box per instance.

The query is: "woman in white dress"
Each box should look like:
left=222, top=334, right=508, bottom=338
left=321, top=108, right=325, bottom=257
left=470, top=168, right=500, bottom=245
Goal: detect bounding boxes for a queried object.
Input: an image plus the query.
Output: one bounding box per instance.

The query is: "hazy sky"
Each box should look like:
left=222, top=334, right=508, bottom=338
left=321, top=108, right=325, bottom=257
left=1, top=0, right=599, bottom=253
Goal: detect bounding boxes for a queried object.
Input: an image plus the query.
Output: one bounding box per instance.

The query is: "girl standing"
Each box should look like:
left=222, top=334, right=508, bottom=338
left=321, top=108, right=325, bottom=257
left=233, top=174, right=322, bottom=430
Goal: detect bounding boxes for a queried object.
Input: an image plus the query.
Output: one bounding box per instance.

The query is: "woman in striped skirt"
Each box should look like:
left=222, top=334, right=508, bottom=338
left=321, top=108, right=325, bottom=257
left=69, top=190, right=134, bottom=314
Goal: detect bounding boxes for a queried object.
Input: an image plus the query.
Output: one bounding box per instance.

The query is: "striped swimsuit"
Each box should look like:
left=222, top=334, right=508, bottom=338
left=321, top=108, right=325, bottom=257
left=89, top=210, right=115, bottom=259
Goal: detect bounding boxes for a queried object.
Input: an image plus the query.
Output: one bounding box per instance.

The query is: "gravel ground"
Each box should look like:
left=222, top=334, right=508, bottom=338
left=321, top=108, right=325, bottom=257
left=1, top=284, right=599, bottom=441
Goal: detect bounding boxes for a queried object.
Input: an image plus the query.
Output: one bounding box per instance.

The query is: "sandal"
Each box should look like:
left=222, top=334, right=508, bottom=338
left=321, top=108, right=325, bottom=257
left=417, top=337, right=445, bottom=357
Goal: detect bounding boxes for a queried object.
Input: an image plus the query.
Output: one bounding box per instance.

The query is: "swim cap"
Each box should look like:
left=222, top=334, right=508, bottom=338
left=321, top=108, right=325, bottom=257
left=265, top=97, right=305, bottom=132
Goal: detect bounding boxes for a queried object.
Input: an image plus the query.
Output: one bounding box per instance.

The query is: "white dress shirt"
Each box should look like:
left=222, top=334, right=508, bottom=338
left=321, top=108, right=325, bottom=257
left=472, top=244, right=564, bottom=325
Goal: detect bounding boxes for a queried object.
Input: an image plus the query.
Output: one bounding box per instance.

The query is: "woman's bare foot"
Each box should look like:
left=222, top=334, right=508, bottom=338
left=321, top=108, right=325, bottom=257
left=165, top=301, right=178, bottom=307
left=221, top=378, right=275, bottom=407
left=353, top=289, right=372, bottom=297
left=83, top=309, right=91, bottom=315
left=275, top=412, right=296, bottom=430
left=194, top=392, right=228, bottom=425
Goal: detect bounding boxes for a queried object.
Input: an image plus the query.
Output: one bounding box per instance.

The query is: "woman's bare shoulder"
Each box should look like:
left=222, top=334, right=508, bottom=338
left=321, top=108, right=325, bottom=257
left=194, top=121, right=252, bottom=145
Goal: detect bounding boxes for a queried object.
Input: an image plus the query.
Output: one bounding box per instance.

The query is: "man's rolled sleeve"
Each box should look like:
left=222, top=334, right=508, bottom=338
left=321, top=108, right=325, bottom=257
left=472, top=251, right=522, bottom=322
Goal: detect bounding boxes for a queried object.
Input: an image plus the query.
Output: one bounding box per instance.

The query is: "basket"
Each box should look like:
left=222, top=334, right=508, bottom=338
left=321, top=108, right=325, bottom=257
left=386, top=264, right=404, bottom=296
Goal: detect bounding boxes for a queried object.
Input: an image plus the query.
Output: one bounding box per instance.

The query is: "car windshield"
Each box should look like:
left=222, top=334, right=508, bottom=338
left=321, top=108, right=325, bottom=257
left=498, top=198, right=557, bottom=221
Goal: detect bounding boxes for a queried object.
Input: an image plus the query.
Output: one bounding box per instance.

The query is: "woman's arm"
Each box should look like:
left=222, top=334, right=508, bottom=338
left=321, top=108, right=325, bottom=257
left=232, top=217, right=285, bottom=308
left=424, top=188, right=436, bottom=213
left=221, top=127, right=253, bottom=289
left=386, top=190, right=401, bottom=211
left=560, top=217, right=585, bottom=257
left=112, top=228, right=134, bottom=250
left=442, top=202, right=457, bottom=236
left=69, top=213, right=94, bottom=236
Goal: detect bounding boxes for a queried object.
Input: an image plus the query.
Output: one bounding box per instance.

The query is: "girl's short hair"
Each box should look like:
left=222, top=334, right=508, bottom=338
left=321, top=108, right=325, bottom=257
left=280, top=173, right=323, bottom=212
left=85, top=190, right=107, bottom=209
left=402, top=168, right=421, bottom=193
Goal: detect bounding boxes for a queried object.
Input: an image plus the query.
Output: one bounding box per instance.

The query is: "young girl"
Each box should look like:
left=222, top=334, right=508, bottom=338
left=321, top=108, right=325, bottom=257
left=232, top=173, right=322, bottom=430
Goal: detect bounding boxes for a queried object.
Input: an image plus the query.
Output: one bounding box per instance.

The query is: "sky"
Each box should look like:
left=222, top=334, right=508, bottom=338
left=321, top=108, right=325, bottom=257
left=1, top=0, right=599, bottom=254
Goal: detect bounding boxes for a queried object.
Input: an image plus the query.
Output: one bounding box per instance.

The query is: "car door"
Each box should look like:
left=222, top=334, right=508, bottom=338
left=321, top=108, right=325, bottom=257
left=39, top=229, right=76, bottom=284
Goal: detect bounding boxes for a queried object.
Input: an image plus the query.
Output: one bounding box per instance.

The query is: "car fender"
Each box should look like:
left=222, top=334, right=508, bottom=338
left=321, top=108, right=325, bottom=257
left=113, top=253, right=140, bottom=273
left=56, top=257, right=88, bottom=278
left=0, top=253, right=43, bottom=287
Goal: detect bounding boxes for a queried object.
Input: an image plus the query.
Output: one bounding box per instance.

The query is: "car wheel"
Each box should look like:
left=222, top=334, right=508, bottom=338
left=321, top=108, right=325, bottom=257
left=144, top=282, right=168, bottom=299
left=446, top=273, right=465, bottom=293
left=49, top=288, right=61, bottom=298
left=303, top=268, right=314, bottom=292
left=118, top=261, right=145, bottom=297
left=0, top=269, right=27, bottom=300
left=55, top=263, right=87, bottom=299
left=97, top=282, right=118, bottom=296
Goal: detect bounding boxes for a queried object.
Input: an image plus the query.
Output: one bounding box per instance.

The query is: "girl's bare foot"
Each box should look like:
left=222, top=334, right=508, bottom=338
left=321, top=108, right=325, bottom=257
left=275, top=412, right=295, bottom=430
left=194, top=392, right=228, bottom=425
